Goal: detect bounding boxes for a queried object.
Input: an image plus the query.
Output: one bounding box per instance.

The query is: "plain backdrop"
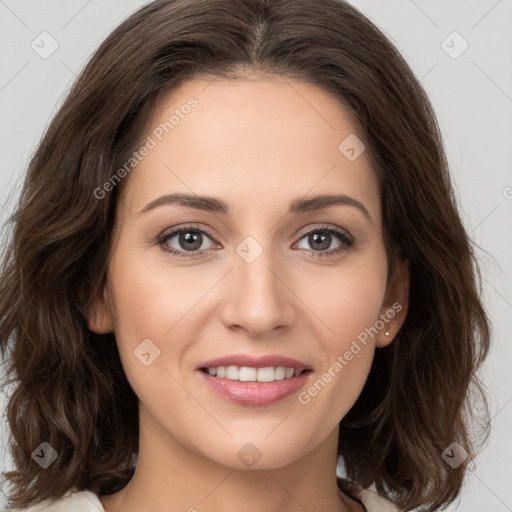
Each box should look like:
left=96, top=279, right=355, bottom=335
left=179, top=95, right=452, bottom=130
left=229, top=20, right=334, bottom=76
left=0, top=1, right=511, bottom=510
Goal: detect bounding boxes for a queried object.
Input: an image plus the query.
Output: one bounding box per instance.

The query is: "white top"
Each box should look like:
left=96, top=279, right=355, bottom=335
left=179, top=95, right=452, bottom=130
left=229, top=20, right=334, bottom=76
left=9, top=486, right=399, bottom=511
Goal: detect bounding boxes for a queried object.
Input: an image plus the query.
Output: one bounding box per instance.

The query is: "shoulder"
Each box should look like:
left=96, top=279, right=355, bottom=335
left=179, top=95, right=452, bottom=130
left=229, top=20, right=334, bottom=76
left=358, top=487, right=400, bottom=512
left=337, top=476, right=400, bottom=512
left=8, top=490, right=104, bottom=512
left=9, top=483, right=398, bottom=512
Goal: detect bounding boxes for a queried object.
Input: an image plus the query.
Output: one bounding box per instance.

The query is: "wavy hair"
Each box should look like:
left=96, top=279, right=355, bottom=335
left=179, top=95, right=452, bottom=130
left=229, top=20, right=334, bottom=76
left=0, top=0, right=490, bottom=510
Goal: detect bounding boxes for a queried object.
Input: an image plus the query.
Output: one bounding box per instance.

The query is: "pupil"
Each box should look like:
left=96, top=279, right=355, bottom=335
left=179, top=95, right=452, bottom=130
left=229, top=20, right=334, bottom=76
left=180, top=231, right=201, bottom=251
left=311, top=232, right=330, bottom=250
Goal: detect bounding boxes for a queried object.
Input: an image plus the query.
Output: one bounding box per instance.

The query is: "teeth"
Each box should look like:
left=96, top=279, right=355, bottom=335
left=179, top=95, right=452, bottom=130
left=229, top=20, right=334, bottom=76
left=204, top=366, right=305, bottom=382
left=274, top=367, right=286, bottom=380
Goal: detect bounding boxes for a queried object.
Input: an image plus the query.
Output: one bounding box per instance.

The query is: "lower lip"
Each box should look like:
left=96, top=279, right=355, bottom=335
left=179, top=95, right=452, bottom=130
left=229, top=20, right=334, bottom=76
left=197, top=370, right=311, bottom=406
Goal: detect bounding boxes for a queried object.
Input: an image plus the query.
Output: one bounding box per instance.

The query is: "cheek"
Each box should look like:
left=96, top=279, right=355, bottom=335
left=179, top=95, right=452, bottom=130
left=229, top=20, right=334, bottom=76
left=295, top=255, right=387, bottom=412
left=300, top=255, right=388, bottom=345
left=105, top=255, right=190, bottom=383
left=109, top=255, right=209, bottom=337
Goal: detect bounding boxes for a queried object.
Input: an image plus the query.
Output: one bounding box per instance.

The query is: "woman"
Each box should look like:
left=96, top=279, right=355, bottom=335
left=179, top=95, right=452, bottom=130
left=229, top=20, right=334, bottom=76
left=0, top=0, right=490, bottom=510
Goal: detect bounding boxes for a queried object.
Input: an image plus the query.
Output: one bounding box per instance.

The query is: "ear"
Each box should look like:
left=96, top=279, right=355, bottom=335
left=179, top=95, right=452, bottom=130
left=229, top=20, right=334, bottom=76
left=87, top=285, right=114, bottom=334
left=375, top=258, right=409, bottom=348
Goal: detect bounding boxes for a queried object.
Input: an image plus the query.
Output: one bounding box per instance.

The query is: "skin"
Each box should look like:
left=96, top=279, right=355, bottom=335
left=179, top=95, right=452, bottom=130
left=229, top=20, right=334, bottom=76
left=90, top=71, right=408, bottom=512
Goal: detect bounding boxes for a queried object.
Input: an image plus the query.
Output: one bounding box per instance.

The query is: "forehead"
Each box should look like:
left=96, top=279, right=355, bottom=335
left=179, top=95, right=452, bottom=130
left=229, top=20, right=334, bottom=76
left=119, top=74, right=381, bottom=226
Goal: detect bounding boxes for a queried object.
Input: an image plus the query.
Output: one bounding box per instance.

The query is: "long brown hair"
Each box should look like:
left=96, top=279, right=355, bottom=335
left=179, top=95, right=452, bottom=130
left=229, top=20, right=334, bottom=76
left=0, top=0, right=490, bottom=510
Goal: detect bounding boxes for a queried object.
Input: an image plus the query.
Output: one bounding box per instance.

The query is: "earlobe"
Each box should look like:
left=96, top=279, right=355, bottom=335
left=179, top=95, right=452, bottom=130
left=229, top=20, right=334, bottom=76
left=87, top=286, right=114, bottom=334
left=376, top=259, right=409, bottom=348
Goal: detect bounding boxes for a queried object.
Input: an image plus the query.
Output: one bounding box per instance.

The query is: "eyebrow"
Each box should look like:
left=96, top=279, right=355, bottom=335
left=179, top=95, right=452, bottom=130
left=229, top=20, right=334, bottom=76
left=139, top=192, right=372, bottom=223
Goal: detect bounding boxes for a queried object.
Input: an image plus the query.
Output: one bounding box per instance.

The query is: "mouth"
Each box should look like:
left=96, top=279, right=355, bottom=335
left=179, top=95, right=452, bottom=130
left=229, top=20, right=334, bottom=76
left=199, top=366, right=312, bottom=382
left=196, top=354, right=313, bottom=406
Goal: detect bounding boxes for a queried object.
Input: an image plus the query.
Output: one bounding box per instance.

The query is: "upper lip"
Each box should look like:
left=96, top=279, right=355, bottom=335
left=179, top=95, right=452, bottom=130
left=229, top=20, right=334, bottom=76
left=198, top=354, right=311, bottom=371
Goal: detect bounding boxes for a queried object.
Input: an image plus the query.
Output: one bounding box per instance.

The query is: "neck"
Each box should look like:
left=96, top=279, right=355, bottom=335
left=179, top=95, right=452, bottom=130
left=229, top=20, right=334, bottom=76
left=99, top=404, right=362, bottom=512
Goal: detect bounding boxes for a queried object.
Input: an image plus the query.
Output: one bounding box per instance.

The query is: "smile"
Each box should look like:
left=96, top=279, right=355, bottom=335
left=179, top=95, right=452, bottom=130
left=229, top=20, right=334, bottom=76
left=201, top=365, right=307, bottom=382
left=197, top=367, right=312, bottom=406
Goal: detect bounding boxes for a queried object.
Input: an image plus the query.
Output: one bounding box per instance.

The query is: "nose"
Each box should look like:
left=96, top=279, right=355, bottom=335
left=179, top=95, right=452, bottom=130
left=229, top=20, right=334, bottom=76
left=220, top=240, right=296, bottom=338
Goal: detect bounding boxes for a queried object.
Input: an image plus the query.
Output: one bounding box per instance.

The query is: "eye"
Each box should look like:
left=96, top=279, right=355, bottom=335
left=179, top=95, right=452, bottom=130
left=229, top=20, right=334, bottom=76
left=293, top=224, right=353, bottom=258
left=157, top=223, right=354, bottom=259
left=158, top=224, right=217, bottom=258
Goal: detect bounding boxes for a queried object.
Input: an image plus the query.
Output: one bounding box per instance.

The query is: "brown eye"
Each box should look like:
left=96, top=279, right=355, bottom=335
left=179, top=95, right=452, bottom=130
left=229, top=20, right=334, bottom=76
left=158, top=225, right=217, bottom=257
left=294, top=226, right=353, bottom=258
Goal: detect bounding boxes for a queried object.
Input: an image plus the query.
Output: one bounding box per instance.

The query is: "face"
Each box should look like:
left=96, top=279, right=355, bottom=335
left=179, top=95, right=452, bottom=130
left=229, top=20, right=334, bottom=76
left=90, top=73, right=408, bottom=471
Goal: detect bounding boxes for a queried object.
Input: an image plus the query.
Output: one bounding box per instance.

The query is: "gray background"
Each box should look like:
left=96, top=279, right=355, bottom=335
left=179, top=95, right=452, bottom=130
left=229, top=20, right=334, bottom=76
left=0, top=1, right=511, bottom=510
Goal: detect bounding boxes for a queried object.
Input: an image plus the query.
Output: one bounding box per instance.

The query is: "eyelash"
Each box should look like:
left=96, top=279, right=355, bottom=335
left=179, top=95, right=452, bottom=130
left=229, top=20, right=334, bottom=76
left=157, top=223, right=354, bottom=259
